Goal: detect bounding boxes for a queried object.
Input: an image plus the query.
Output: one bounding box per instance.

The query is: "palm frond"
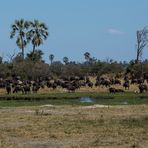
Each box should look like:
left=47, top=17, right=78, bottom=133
left=10, top=31, right=15, bottom=38
left=24, top=21, right=30, bottom=29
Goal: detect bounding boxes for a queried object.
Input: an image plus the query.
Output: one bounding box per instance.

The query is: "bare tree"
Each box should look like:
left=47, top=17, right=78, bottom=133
left=136, top=27, right=148, bottom=63
left=7, top=49, right=16, bottom=62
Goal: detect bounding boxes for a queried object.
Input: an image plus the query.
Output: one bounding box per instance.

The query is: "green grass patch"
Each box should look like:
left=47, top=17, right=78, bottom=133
left=0, top=92, right=147, bottom=107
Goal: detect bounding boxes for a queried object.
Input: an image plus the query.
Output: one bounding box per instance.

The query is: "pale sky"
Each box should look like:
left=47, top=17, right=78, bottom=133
left=0, top=0, right=148, bottom=62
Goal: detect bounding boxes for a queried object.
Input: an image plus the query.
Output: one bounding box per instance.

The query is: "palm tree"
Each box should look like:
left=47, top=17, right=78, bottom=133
left=27, top=20, right=49, bottom=53
left=0, top=56, right=2, bottom=64
left=63, top=56, right=69, bottom=65
left=26, top=50, right=44, bottom=62
left=10, top=19, right=30, bottom=59
left=84, top=52, right=90, bottom=62
left=49, top=54, right=54, bottom=64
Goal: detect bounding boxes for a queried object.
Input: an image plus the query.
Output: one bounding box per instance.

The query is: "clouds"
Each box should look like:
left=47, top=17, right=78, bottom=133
left=108, top=28, right=125, bottom=35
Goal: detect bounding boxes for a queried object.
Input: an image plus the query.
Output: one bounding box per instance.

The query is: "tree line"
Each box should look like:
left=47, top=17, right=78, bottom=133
left=0, top=19, right=147, bottom=80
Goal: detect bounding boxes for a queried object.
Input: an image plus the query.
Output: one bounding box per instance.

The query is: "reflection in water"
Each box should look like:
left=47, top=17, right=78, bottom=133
left=121, top=102, right=128, bottom=105
left=80, top=97, right=96, bottom=103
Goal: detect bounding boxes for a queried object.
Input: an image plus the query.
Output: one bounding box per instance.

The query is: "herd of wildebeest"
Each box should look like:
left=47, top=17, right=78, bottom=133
left=0, top=73, right=148, bottom=95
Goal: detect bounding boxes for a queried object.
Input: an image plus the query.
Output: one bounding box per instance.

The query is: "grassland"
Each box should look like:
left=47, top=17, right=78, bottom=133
left=0, top=90, right=148, bottom=147
left=0, top=104, right=148, bottom=148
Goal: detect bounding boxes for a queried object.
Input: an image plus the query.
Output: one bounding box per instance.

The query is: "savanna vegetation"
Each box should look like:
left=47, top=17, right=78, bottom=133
left=0, top=21, right=147, bottom=101
left=0, top=19, right=148, bottom=148
left=0, top=19, right=147, bottom=81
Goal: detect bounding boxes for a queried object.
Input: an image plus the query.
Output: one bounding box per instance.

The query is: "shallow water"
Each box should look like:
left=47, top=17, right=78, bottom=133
left=113, top=101, right=128, bottom=105
left=121, top=101, right=128, bottom=105
left=79, top=97, right=96, bottom=103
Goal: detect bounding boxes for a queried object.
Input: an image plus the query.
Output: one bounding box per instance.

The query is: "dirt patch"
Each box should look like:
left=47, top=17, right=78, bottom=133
left=81, top=104, right=109, bottom=109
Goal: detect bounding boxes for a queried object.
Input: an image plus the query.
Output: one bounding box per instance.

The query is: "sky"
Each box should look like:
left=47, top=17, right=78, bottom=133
left=0, top=0, right=148, bottom=63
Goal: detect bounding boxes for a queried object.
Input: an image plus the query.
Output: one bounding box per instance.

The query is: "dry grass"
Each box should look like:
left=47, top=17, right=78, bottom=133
left=0, top=105, right=148, bottom=148
left=0, top=89, right=6, bottom=95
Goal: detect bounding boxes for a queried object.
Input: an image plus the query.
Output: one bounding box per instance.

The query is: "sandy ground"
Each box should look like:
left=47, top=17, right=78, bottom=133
left=0, top=104, right=148, bottom=148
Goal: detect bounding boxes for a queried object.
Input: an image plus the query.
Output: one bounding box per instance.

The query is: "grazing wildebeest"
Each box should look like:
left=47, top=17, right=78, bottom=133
left=144, top=73, right=148, bottom=81
left=23, top=85, right=31, bottom=94
left=88, top=82, right=93, bottom=88
left=85, top=78, right=89, bottom=84
left=32, top=85, right=40, bottom=93
left=131, top=78, right=144, bottom=85
left=109, top=87, right=124, bottom=93
left=52, top=83, right=57, bottom=90
left=95, top=80, right=100, bottom=87
left=138, top=84, right=147, bottom=93
left=100, top=79, right=111, bottom=88
left=124, top=75, right=129, bottom=81
left=13, top=85, right=24, bottom=94
left=123, top=81, right=130, bottom=90
left=109, top=87, right=116, bottom=93
left=67, top=84, right=76, bottom=92
left=32, top=83, right=40, bottom=93
left=6, top=85, right=11, bottom=94
left=131, top=79, right=138, bottom=84
left=111, top=79, right=121, bottom=85
left=79, top=76, right=85, bottom=81
left=47, top=81, right=52, bottom=88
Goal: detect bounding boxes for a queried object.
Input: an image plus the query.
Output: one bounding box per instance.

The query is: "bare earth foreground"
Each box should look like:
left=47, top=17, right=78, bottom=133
left=0, top=105, right=148, bottom=148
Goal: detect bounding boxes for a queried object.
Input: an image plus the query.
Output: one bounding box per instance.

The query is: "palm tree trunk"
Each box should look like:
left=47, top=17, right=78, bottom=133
left=21, top=36, right=24, bottom=59
left=33, top=44, right=36, bottom=54
left=22, top=47, right=24, bottom=59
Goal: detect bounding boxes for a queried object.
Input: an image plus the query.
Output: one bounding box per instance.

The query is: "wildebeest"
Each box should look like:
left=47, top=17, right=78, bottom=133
left=67, top=84, right=76, bottom=92
left=144, top=73, right=148, bottom=80
left=6, top=85, right=11, bottom=94
left=138, top=84, right=147, bottom=93
left=100, top=79, right=111, bottom=87
left=109, top=87, right=125, bottom=93
left=32, top=85, right=40, bottom=93
left=110, top=79, right=121, bottom=85
left=23, top=85, right=31, bottom=94
left=123, top=81, right=130, bottom=90
left=95, top=80, right=100, bottom=87
left=131, top=78, right=144, bottom=84
left=109, top=87, right=116, bottom=93
left=13, top=85, right=24, bottom=94
left=87, top=82, right=93, bottom=88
